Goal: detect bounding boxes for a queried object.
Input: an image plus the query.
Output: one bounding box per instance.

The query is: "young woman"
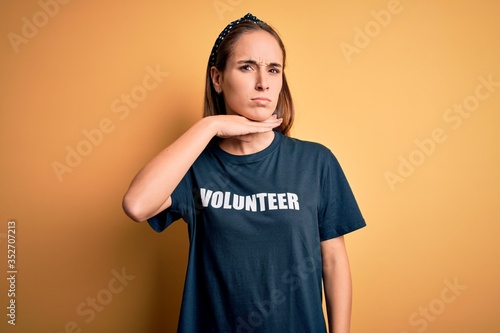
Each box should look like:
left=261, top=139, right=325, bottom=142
left=123, top=13, right=365, bottom=333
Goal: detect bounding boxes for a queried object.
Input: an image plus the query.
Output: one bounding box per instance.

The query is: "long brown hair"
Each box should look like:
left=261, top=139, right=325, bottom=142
left=203, top=20, right=294, bottom=136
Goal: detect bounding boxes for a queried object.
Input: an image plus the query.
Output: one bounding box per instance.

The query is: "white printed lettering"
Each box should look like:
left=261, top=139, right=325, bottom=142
left=199, top=188, right=300, bottom=212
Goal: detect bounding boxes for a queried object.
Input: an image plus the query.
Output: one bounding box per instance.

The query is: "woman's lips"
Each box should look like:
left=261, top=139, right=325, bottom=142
left=251, top=97, right=271, bottom=105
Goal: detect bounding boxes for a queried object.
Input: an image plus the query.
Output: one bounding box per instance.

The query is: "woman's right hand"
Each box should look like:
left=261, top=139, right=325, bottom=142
left=211, top=114, right=283, bottom=141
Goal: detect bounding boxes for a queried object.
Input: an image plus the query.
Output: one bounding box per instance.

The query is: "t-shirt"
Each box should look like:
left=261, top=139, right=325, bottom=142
left=148, top=131, right=366, bottom=333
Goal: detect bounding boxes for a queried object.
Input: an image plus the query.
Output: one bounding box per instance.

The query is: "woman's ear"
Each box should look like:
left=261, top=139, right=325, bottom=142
left=210, top=66, right=223, bottom=94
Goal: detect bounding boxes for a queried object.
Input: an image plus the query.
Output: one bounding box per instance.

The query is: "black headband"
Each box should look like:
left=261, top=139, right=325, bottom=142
left=209, top=13, right=263, bottom=67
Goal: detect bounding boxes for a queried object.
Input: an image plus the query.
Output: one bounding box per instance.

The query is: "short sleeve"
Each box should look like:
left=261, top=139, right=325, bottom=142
left=147, top=170, right=194, bottom=233
left=318, top=151, right=366, bottom=241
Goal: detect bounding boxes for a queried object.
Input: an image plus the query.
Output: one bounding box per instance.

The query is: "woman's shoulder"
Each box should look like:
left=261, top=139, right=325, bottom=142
left=280, top=133, right=335, bottom=156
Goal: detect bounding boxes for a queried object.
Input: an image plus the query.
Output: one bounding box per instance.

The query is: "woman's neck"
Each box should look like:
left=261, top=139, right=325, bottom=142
left=218, top=131, right=275, bottom=155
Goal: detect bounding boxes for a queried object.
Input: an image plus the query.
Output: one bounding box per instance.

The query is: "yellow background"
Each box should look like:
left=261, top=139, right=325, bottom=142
left=1, top=0, right=499, bottom=332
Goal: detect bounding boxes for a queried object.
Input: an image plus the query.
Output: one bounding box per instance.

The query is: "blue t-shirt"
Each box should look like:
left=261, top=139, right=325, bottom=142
left=148, top=132, right=366, bottom=333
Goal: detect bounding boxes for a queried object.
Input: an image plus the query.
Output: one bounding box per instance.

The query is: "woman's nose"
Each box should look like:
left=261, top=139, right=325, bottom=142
left=255, top=70, right=269, bottom=91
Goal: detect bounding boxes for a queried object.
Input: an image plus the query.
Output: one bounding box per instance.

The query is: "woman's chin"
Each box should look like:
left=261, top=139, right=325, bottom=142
left=242, top=110, right=274, bottom=122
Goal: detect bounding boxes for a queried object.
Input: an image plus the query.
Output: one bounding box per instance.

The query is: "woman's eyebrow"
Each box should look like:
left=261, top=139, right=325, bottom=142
left=236, top=59, right=282, bottom=68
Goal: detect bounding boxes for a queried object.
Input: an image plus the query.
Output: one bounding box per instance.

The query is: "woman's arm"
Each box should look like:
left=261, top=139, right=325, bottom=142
left=122, top=115, right=282, bottom=222
left=321, top=236, right=352, bottom=333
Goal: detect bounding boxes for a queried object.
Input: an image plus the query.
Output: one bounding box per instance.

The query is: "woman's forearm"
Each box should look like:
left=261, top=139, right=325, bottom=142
left=322, top=236, right=352, bottom=333
left=122, top=117, right=217, bottom=221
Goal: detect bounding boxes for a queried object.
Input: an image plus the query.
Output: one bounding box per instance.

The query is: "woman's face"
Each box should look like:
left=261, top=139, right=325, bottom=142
left=213, top=29, right=283, bottom=121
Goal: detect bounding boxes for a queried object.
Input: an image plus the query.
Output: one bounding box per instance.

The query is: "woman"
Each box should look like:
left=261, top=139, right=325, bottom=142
left=123, top=13, right=365, bottom=333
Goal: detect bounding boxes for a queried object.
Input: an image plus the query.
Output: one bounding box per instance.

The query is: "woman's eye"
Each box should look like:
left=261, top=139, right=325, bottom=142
left=240, top=65, right=253, bottom=71
left=269, top=68, right=281, bottom=74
